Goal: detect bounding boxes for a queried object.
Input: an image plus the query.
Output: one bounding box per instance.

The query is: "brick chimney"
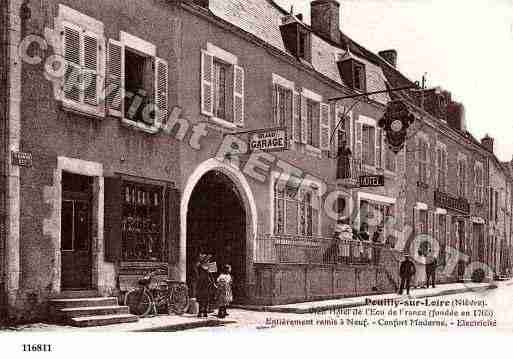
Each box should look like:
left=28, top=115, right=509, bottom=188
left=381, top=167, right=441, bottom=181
left=311, top=0, right=340, bottom=44
left=378, top=49, right=397, bottom=68
left=481, top=135, right=494, bottom=153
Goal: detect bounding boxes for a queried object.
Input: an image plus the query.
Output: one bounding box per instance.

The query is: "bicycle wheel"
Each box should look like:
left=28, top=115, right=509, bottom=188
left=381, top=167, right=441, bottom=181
left=169, top=285, right=189, bottom=315
left=124, top=288, right=152, bottom=317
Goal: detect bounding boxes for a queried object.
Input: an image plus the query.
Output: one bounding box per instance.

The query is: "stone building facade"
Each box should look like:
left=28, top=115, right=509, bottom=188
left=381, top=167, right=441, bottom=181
left=1, top=0, right=511, bottom=322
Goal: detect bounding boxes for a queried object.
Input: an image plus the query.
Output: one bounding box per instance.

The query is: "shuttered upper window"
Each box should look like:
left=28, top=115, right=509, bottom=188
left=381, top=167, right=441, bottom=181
left=201, top=44, right=244, bottom=128
left=60, top=16, right=104, bottom=117
left=106, top=32, right=168, bottom=133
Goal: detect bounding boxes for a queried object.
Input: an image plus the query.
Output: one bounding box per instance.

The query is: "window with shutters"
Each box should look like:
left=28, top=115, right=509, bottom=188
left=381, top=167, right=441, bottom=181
left=121, top=181, right=164, bottom=262
left=458, top=159, right=467, bottom=198
left=362, top=125, right=375, bottom=166
left=298, top=189, right=317, bottom=237
left=59, top=10, right=104, bottom=117
left=274, top=84, right=292, bottom=127
left=475, top=164, right=484, bottom=204
left=213, top=59, right=230, bottom=120
left=107, top=32, right=168, bottom=133
left=354, top=63, right=366, bottom=92
left=417, top=139, right=429, bottom=185
left=306, top=99, right=320, bottom=148
left=273, top=178, right=319, bottom=237
left=436, top=147, right=447, bottom=191
left=124, top=49, right=155, bottom=125
left=201, top=44, right=244, bottom=128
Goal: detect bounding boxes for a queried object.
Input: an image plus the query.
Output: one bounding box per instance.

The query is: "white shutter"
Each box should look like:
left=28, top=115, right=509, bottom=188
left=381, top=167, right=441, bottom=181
left=319, top=102, right=330, bottom=151
left=83, top=32, right=100, bottom=108
left=200, top=50, right=214, bottom=116
left=292, top=91, right=300, bottom=143
left=376, top=128, right=383, bottom=169
left=300, top=94, right=308, bottom=144
left=233, top=64, right=244, bottom=126
left=107, top=39, right=124, bottom=117
left=154, top=57, right=168, bottom=129
left=62, top=23, right=81, bottom=103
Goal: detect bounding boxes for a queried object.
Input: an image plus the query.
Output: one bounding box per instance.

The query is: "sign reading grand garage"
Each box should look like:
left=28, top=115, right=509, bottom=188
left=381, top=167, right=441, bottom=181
left=248, top=127, right=288, bottom=152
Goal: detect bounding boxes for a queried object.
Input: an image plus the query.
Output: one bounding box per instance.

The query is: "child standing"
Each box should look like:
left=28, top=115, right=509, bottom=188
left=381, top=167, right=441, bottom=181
left=216, top=264, right=233, bottom=318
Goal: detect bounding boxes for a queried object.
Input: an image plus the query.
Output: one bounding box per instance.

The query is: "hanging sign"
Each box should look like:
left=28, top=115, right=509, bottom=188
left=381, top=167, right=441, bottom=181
left=248, top=127, right=288, bottom=152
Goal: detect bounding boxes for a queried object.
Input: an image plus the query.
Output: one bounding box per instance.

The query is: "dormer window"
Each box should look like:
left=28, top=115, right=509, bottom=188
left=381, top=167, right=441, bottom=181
left=280, top=20, right=311, bottom=62
left=354, top=63, right=365, bottom=91
left=337, top=59, right=366, bottom=92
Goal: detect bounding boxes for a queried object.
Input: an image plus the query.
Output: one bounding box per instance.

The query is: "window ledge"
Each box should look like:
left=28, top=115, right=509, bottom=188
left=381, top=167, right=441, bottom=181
left=209, top=116, right=238, bottom=129
left=121, top=118, right=160, bottom=134
left=60, top=101, right=105, bottom=120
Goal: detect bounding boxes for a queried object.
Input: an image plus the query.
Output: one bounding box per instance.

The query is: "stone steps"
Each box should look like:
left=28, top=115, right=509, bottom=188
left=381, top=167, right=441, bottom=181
left=49, top=296, right=139, bottom=327
left=71, top=314, right=139, bottom=327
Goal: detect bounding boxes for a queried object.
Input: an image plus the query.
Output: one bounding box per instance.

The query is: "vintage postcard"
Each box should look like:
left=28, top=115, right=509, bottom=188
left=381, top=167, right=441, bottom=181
left=1, top=0, right=513, bottom=355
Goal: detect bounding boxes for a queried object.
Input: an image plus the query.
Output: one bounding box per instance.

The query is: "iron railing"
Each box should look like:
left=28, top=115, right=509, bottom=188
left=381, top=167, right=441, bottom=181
left=256, top=234, right=384, bottom=266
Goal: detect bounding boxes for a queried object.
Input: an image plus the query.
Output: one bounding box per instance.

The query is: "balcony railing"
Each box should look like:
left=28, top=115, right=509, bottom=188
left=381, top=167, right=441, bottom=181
left=255, top=234, right=385, bottom=266
left=336, top=157, right=362, bottom=187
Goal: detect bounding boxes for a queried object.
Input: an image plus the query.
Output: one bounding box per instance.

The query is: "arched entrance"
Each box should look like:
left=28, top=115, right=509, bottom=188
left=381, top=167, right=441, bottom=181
left=186, top=170, right=246, bottom=301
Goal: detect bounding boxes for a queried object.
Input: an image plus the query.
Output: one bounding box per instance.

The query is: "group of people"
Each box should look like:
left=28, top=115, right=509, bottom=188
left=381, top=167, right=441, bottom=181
left=398, top=250, right=438, bottom=295
left=194, top=253, right=233, bottom=318
left=324, top=220, right=385, bottom=264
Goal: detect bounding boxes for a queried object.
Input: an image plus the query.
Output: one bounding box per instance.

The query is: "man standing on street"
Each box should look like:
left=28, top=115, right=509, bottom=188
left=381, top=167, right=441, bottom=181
left=399, top=254, right=416, bottom=296
left=425, top=249, right=438, bottom=288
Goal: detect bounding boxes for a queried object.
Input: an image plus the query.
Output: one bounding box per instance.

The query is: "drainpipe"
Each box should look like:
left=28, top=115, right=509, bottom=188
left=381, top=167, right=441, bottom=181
left=4, top=0, right=23, bottom=320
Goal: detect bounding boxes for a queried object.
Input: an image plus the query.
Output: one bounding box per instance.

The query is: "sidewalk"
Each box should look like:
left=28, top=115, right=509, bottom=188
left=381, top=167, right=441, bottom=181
left=234, top=281, right=499, bottom=314
left=3, top=314, right=235, bottom=333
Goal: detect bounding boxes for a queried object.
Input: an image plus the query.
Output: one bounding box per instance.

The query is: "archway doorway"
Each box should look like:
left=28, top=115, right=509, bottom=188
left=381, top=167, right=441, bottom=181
left=186, top=170, right=246, bottom=302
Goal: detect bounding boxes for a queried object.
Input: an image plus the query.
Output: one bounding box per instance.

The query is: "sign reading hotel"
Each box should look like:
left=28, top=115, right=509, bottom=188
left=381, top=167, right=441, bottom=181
left=248, top=127, right=288, bottom=152
left=359, top=174, right=385, bottom=187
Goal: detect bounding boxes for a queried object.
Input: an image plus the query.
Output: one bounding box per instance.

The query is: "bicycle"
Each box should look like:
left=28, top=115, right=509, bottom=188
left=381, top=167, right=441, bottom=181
left=124, top=269, right=190, bottom=317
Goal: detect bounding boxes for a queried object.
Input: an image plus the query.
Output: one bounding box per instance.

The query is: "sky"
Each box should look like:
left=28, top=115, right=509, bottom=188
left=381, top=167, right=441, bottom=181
left=275, top=0, right=513, bottom=162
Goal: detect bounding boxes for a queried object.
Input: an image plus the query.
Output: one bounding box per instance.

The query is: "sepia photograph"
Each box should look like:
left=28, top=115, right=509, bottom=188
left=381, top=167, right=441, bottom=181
left=1, top=0, right=513, bottom=356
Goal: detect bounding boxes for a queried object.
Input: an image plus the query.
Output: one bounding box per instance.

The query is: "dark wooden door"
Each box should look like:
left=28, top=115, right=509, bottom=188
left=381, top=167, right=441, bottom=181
left=61, top=173, right=93, bottom=290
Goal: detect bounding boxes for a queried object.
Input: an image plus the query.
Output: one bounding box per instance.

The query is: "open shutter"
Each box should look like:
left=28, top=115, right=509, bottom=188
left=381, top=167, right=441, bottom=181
left=300, top=94, right=308, bottom=144
left=200, top=50, right=214, bottom=116
left=155, top=57, right=169, bottom=128
left=104, top=177, right=122, bottom=262
left=62, top=23, right=82, bottom=102
left=355, top=121, right=363, bottom=161
left=233, top=65, right=244, bottom=126
left=292, top=91, right=300, bottom=143
left=83, top=32, right=101, bottom=109
left=167, top=186, right=180, bottom=268
left=107, top=39, right=124, bottom=117
left=285, top=89, right=293, bottom=146
left=376, top=128, right=383, bottom=169
left=272, top=84, right=279, bottom=125
left=319, top=102, right=330, bottom=151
